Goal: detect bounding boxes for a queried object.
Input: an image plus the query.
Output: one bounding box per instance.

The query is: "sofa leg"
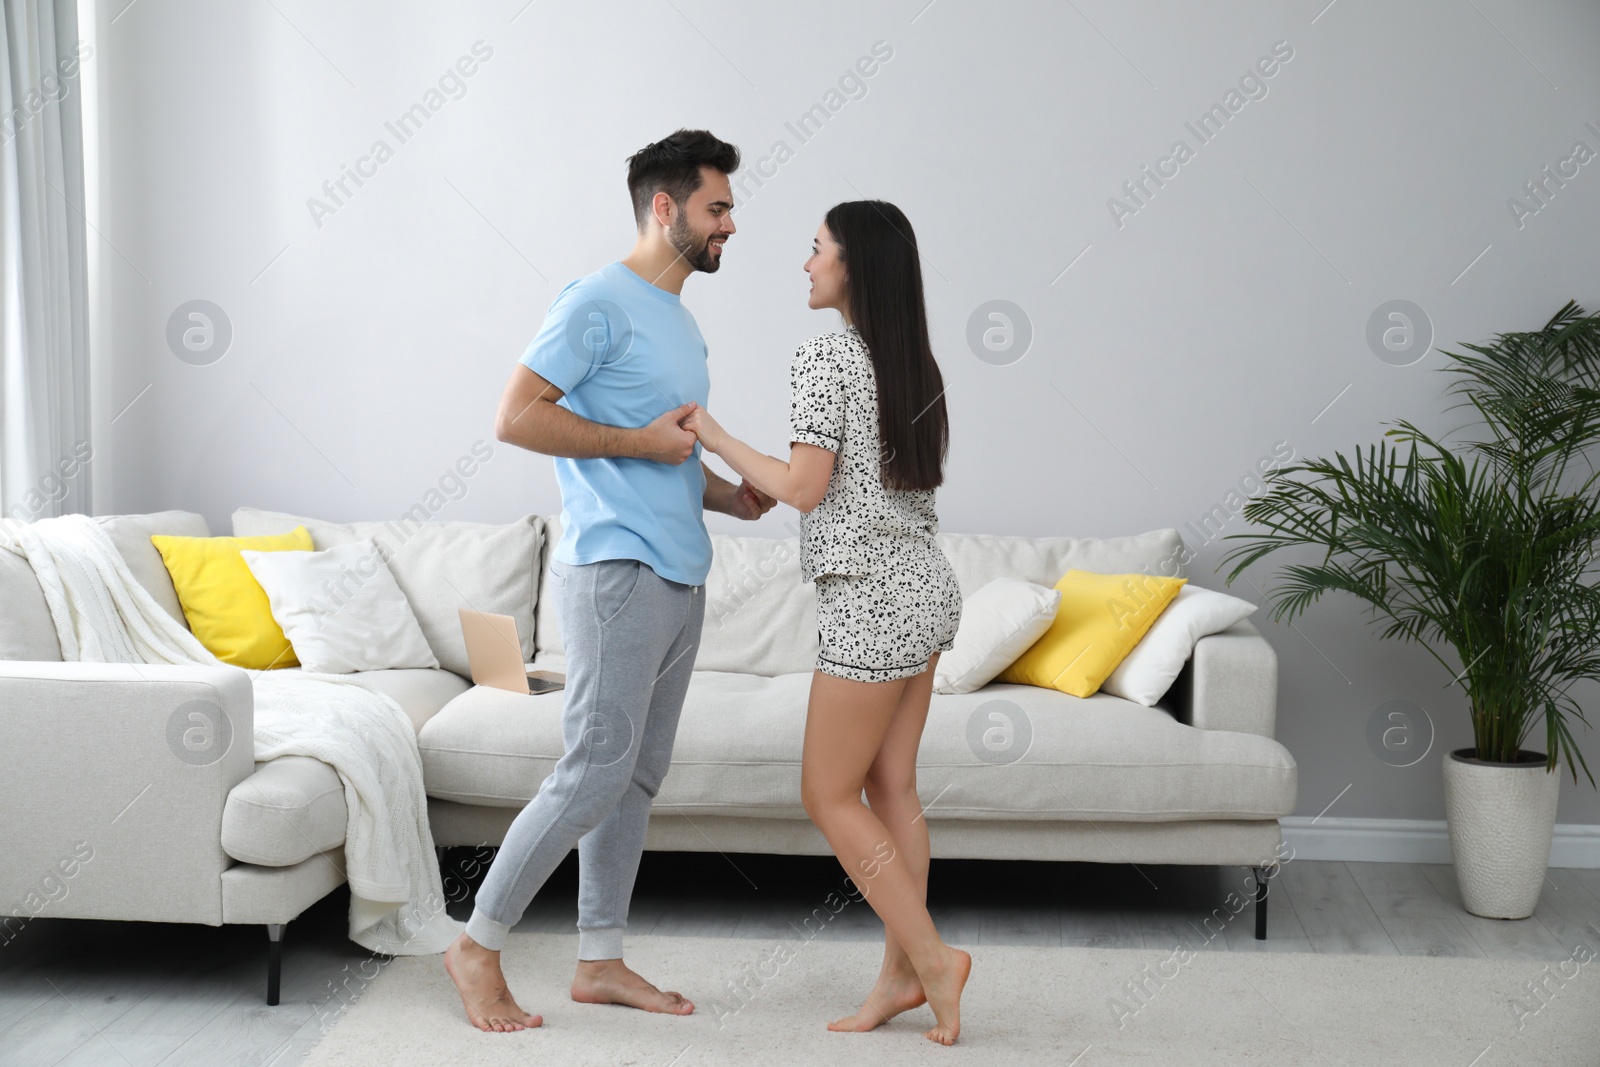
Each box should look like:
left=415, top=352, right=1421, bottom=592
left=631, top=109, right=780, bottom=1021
left=267, top=923, right=285, bottom=1006
left=1251, top=867, right=1271, bottom=940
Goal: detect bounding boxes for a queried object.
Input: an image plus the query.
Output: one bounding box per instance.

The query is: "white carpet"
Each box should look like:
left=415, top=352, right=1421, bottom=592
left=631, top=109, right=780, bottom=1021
left=300, top=931, right=1600, bottom=1066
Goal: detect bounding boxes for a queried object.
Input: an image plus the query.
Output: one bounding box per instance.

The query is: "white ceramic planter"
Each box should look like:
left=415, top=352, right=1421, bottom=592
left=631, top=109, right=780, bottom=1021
left=1442, top=747, right=1561, bottom=919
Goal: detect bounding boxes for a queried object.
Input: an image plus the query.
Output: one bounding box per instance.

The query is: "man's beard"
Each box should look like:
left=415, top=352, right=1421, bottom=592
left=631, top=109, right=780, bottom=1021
left=668, top=213, right=720, bottom=273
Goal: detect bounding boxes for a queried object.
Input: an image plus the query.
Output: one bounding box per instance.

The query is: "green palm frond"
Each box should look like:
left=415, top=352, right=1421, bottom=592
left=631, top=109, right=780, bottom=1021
left=1217, top=302, right=1600, bottom=786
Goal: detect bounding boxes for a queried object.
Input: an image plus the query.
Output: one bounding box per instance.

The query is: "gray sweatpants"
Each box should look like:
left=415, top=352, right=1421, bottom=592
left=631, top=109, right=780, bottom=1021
left=464, top=557, right=705, bottom=959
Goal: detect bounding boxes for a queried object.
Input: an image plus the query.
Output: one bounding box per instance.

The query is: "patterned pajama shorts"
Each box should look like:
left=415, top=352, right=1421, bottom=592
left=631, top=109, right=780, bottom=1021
left=813, top=550, right=964, bottom=683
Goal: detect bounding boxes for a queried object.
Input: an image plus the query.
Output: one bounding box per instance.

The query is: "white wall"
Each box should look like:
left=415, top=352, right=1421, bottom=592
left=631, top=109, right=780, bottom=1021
left=88, top=0, right=1600, bottom=827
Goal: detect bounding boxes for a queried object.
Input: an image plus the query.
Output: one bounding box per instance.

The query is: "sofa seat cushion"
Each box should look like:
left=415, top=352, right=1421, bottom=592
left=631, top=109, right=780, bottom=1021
left=419, top=672, right=814, bottom=812
left=911, top=682, right=1296, bottom=821
left=418, top=671, right=1297, bottom=822
left=218, top=668, right=469, bottom=866
left=276, top=666, right=470, bottom=735
left=222, top=755, right=346, bottom=866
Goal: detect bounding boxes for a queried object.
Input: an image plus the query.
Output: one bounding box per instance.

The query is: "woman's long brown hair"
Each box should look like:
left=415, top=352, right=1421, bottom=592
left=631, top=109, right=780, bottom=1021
left=823, top=200, right=949, bottom=490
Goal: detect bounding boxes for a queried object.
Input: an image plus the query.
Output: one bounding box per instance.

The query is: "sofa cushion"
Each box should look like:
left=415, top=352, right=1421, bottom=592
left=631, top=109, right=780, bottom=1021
left=933, top=577, right=1060, bottom=695
left=293, top=665, right=473, bottom=735
left=0, top=547, right=62, bottom=660
left=997, top=570, right=1186, bottom=698
left=222, top=755, right=347, bottom=867
left=536, top=516, right=823, bottom=677
left=2, top=510, right=208, bottom=660
left=536, top=525, right=1185, bottom=679
left=1102, top=584, right=1259, bottom=706
left=418, top=671, right=1296, bottom=822
left=231, top=507, right=542, bottom=680
left=921, top=682, right=1294, bottom=821
left=242, top=540, right=440, bottom=673
left=96, top=510, right=211, bottom=626
left=219, top=667, right=470, bottom=866
left=938, top=527, right=1187, bottom=595
left=151, top=527, right=314, bottom=670
left=696, top=533, right=817, bottom=676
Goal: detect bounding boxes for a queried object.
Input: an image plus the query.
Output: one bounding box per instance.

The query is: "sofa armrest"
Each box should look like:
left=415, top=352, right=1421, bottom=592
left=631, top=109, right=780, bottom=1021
left=0, top=661, right=255, bottom=927
left=1156, top=618, right=1279, bottom=738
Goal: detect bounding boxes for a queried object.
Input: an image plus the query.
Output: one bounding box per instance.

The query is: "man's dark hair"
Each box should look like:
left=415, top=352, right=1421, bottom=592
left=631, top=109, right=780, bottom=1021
left=626, top=129, right=740, bottom=228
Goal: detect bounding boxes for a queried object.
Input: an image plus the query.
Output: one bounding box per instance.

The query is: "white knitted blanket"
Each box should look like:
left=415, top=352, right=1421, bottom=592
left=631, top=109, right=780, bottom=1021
left=0, top=514, right=465, bottom=956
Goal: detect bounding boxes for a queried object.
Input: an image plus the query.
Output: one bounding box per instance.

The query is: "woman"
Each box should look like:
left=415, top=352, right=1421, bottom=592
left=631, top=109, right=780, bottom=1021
left=681, top=200, right=969, bottom=1045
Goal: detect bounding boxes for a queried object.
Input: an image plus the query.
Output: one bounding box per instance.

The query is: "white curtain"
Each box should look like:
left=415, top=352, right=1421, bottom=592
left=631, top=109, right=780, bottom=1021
left=0, top=0, right=89, bottom=523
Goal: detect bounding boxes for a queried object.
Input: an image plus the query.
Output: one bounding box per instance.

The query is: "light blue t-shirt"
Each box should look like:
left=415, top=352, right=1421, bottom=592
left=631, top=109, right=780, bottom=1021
left=519, top=260, right=711, bottom=586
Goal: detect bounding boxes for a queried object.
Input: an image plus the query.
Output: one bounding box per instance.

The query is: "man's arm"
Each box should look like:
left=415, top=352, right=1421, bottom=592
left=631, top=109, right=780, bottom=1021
left=702, top=462, right=736, bottom=512
left=494, top=364, right=696, bottom=464
left=702, top=462, right=777, bottom=519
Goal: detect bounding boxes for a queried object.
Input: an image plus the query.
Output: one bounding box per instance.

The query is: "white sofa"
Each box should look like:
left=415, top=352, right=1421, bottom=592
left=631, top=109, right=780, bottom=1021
left=0, top=508, right=1296, bottom=1005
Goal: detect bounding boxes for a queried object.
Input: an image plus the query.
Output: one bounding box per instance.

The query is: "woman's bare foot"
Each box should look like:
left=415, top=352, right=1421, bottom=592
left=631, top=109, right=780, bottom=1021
left=443, top=933, right=543, bottom=1032
left=918, top=945, right=971, bottom=1045
left=570, top=958, right=695, bottom=1015
left=827, top=966, right=926, bottom=1032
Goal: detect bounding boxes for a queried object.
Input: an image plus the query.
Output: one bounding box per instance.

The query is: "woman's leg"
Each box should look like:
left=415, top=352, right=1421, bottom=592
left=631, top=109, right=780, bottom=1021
left=828, top=654, right=939, bottom=1032
left=801, top=660, right=969, bottom=1044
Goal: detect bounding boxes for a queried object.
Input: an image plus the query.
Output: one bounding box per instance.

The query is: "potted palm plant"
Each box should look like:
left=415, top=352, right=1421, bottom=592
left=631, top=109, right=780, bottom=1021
left=1217, top=300, right=1600, bottom=919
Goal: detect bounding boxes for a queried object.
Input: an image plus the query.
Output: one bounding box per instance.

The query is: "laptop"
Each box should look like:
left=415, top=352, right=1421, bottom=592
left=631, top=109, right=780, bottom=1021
left=458, top=608, right=565, bottom=695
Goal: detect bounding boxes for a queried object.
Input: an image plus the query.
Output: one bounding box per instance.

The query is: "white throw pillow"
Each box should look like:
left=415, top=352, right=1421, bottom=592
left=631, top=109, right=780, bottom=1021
left=933, top=578, right=1061, bottom=695
left=1100, top=584, right=1257, bottom=706
left=231, top=505, right=541, bottom=679
left=240, top=540, right=440, bottom=674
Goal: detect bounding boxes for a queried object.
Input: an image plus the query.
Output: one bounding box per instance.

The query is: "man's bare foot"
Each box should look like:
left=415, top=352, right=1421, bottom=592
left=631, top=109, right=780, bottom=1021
left=443, top=933, right=543, bottom=1032
left=571, top=958, right=694, bottom=1015
left=918, top=945, right=971, bottom=1045
left=827, top=966, right=926, bottom=1032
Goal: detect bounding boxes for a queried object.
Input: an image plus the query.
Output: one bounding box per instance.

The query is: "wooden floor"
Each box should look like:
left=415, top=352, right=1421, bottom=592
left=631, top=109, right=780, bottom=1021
left=2, top=850, right=1598, bottom=1067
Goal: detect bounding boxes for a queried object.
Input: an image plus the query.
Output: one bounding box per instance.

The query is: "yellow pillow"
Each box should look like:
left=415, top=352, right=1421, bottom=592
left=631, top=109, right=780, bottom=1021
left=997, top=569, right=1187, bottom=697
left=150, top=527, right=314, bottom=670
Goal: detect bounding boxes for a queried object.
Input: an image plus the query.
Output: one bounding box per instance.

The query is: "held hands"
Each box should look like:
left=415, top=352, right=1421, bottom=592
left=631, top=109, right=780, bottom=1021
left=729, top=478, right=777, bottom=520
left=675, top=404, right=776, bottom=520
left=678, top=404, right=726, bottom=454
left=634, top=402, right=775, bottom=519
left=636, top=402, right=699, bottom=464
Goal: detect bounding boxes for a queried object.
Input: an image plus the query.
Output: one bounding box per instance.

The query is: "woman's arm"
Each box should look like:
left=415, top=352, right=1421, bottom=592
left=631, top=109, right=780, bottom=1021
left=683, top=408, right=835, bottom=513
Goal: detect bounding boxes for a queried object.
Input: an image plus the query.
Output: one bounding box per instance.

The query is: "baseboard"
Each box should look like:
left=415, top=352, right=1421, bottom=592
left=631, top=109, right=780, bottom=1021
left=1280, top=816, right=1600, bottom=869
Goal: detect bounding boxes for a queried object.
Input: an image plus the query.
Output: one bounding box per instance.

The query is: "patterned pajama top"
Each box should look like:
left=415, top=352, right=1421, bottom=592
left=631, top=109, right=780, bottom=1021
left=788, top=324, right=962, bottom=682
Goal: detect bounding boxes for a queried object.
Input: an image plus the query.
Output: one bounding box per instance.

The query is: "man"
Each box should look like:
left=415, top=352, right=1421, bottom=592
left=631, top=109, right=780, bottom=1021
left=444, top=129, right=774, bottom=1031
